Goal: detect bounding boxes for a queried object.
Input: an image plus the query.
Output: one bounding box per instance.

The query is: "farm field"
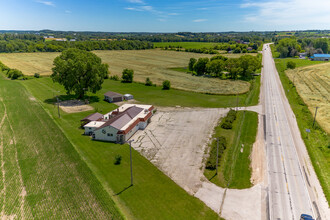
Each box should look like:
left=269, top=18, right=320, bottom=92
left=19, top=76, right=221, bottom=219
left=204, top=111, right=258, bottom=189
left=0, top=72, right=123, bottom=219
left=0, top=50, right=253, bottom=95
left=286, top=62, right=330, bottom=133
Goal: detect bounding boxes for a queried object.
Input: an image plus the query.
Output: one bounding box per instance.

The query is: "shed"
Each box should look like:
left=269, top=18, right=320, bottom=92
left=310, top=54, right=330, bottom=61
left=104, top=91, right=124, bottom=103
left=81, top=112, right=103, bottom=124
left=124, top=94, right=134, bottom=100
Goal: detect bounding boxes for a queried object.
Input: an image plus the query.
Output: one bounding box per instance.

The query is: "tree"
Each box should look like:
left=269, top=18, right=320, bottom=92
left=193, top=57, right=209, bottom=75
left=225, top=58, right=242, bottom=79
left=162, top=80, right=171, bottom=90
left=51, top=48, right=109, bottom=99
left=314, top=38, right=328, bottom=54
left=145, top=77, right=153, bottom=86
left=206, top=59, right=225, bottom=77
left=238, top=55, right=261, bottom=78
left=188, top=58, right=197, bottom=72
left=121, top=68, right=134, bottom=83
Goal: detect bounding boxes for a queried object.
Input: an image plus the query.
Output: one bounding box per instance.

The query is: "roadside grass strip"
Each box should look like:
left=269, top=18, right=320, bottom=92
left=274, top=59, right=330, bottom=205
left=204, top=111, right=258, bottom=189
left=0, top=72, right=123, bottom=219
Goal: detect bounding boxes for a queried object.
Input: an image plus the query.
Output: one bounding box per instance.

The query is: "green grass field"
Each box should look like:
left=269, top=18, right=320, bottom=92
left=204, top=111, right=258, bottom=189
left=274, top=59, right=330, bottom=205
left=154, top=42, right=224, bottom=49
left=18, top=76, right=221, bottom=219
left=0, top=72, right=123, bottom=219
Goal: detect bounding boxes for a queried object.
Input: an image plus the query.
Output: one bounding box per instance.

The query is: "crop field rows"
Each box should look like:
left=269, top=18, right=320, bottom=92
left=286, top=63, right=330, bottom=133
left=0, top=50, right=252, bottom=95
left=0, top=74, right=122, bottom=219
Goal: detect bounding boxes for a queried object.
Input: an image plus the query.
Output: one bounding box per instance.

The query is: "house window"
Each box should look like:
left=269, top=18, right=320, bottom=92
left=107, top=133, right=113, bottom=136
left=102, top=129, right=106, bottom=134
left=89, top=128, right=91, bottom=130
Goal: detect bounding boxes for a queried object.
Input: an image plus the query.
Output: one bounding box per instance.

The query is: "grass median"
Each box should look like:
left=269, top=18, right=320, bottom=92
left=204, top=111, right=258, bottom=189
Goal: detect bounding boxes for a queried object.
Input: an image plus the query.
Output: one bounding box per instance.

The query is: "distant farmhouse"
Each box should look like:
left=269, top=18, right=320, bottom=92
left=83, top=104, right=154, bottom=144
left=104, top=91, right=124, bottom=103
left=310, top=54, right=330, bottom=61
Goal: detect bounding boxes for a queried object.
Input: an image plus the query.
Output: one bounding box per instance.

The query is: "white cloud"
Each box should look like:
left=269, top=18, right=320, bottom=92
left=168, top=13, right=179, bottom=16
left=65, top=10, right=71, bottom=14
left=125, top=7, right=143, bottom=11
left=241, top=0, right=330, bottom=28
left=158, top=18, right=166, bottom=22
left=125, top=5, right=153, bottom=12
left=193, top=19, right=207, bottom=22
left=36, top=0, right=55, bottom=7
left=126, top=0, right=145, bottom=4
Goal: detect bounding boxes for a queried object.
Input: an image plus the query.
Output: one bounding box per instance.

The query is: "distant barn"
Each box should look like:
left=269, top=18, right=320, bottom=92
left=310, top=54, right=330, bottom=61
left=104, top=91, right=124, bottom=103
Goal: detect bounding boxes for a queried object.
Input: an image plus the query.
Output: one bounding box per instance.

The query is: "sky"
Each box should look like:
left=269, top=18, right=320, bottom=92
left=0, top=0, right=330, bottom=32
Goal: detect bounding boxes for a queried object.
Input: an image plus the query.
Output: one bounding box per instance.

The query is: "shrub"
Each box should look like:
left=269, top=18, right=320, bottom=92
left=221, top=109, right=237, bottom=129
left=206, top=136, right=227, bottom=170
left=114, top=154, right=122, bottom=165
left=145, top=77, right=153, bottom=86
left=8, top=69, right=23, bottom=80
left=221, top=121, right=233, bottom=129
left=162, top=80, right=171, bottom=90
left=34, top=73, right=40, bottom=78
left=121, top=68, right=134, bottom=83
left=109, top=75, right=119, bottom=81
left=286, top=61, right=296, bottom=69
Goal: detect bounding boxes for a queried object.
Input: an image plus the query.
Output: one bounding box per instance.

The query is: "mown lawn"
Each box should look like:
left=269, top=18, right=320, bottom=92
left=21, top=77, right=221, bottom=219
left=0, top=72, right=123, bottom=219
left=274, top=58, right=330, bottom=205
left=204, top=111, right=258, bottom=189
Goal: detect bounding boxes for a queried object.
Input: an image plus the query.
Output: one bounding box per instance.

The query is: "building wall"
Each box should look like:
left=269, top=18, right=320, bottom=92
left=314, top=57, right=329, bottom=61
left=84, top=126, right=99, bottom=135
left=94, top=126, right=118, bottom=142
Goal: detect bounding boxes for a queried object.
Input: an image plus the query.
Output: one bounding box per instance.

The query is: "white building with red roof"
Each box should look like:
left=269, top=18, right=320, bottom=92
left=84, top=104, right=154, bottom=143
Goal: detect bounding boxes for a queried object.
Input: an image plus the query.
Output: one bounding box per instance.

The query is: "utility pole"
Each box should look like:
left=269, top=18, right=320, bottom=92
left=127, top=139, right=134, bottom=186
left=216, top=138, right=219, bottom=174
left=236, top=93, right=239, bottom=110
left=56, top=96, right=60, bottom=118
left=313, top=107, right=319, bottom=128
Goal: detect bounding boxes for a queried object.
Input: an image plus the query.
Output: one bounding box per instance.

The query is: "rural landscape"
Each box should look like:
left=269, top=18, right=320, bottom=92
left=0, top=0, right=329, bottom=220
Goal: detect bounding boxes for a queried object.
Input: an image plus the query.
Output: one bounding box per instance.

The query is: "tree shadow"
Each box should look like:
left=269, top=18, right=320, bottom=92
left=44, top=94, right=100, bottom=105
left=113, top=184, right=132, bottom=196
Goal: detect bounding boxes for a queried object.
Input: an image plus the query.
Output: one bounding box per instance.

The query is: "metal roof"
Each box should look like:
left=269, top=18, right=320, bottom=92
left=104, top=91, right=123, bottom=98
left=81, top=112, right=103, bottom=121
left=313, top=54, right=330, bottom=58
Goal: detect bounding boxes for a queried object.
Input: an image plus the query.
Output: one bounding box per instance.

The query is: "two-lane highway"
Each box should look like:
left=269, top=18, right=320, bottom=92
left=263, top=44, right=314, bottom=219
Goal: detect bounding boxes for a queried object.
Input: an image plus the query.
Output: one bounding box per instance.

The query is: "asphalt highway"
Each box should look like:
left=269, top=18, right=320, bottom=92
left=263, top=44, right=314, bottom=220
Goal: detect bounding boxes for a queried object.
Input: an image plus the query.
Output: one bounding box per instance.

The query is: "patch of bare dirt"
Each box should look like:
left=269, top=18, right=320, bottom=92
left=59, top=100, right=93, bottom=113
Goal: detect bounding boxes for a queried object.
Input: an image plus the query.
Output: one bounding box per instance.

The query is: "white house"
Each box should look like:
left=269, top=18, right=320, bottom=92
left=84, top=121, right=106, bottom=135
left=84, top=104, right=154, bottom=144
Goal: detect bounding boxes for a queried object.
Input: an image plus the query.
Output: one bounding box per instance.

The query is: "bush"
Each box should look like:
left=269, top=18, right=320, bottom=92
left=109, top=75, right=119, bottom=81
left=34, top=73, right=40, bottom=78
left=221, top=121, right=233, bottom=129
left=145, top=77, right=153, bottom=86
left=287, top=61, right=296, bottom=69
left=221, top=109, right=237, bottom=129
left=206, top=136, right=227, bottom=170
left=8, top=69, right=23, bottom=80
left=162, top=80, right=171, bottom=90
left=114, top=154, right=122, bottom=165
left=121, top=68, right=134, bottom=83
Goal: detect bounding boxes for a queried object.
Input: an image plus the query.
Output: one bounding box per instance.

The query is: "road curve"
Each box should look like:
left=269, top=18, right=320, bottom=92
left=263, top=44, right=314, bottom=219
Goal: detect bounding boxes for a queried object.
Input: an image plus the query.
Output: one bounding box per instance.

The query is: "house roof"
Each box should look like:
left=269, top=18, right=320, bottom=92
left=81, top=112, right=103, bottom=122
left=104, top=91, right=123, bottom=98
left=84, top=121, right=106, bottom=128
left=96, top=106, right=144, bottom=131
left=312, top=54, right=330, bottom=58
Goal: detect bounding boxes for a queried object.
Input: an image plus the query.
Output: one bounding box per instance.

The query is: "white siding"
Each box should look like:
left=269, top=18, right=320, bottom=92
left=94, top=126, right=118, bottom=142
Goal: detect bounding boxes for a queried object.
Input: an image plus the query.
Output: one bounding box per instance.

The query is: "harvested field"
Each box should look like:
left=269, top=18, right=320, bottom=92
left=286, top=63, right=330, bottom=133
left=0, top=50, right=252, bottom=95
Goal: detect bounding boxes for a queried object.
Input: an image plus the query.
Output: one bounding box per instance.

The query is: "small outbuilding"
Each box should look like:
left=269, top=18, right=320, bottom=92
left=124, top=94, right=134, bottom=100
left=104, top=91, right=124, bottom=103
left=81, top=112, right=103, bottom=126
left=310, top=54, right=330, bottom=61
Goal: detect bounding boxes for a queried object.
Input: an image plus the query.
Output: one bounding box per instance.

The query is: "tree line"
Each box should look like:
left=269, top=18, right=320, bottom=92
left=275, top=37, right=329, bottom=58
left=188, top=54, right=261, bottom=80
left=0, top=39, right=153, bottom=53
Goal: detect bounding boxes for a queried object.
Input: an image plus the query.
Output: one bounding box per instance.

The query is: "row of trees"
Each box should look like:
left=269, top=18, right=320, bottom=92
left=0, top=61, right=26, bottom=80
left=0, top=40, right=153, bottom=53
left=188, top=54, right=261, bottom=79
left=275, top=37, right=329, bottom=58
